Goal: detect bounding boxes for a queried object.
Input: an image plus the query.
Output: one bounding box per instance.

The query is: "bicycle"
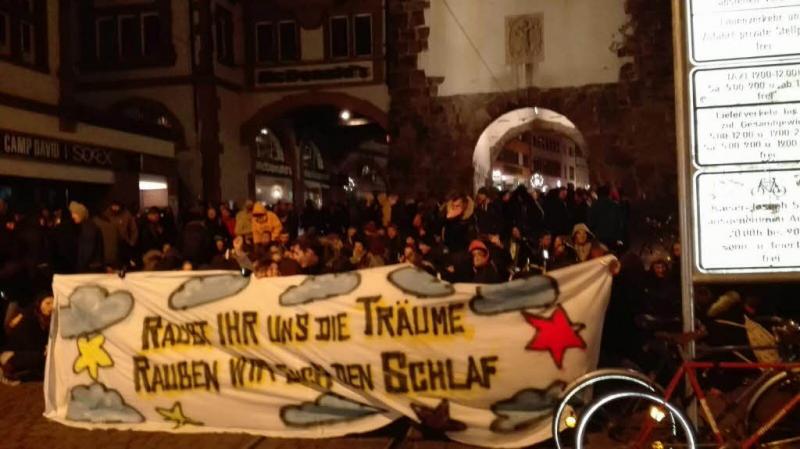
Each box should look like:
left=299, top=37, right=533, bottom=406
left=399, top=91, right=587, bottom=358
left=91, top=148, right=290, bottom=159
left=553, top=315, right=800, bottom=449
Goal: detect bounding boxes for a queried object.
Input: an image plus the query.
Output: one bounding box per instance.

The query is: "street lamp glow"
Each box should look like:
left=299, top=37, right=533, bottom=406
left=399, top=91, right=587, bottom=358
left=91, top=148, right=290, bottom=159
left=340, top=109, right=352, bottom=121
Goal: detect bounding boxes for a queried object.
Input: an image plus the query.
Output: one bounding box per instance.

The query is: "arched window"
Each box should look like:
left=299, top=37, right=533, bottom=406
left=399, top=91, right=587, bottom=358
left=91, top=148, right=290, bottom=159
left=300, top=139, right=324, bottom=171
left=255, top=129, right=286, bottom=162
left=109, top=98, right=186, bottom=150
left=118, top=104, right=175, bottom=130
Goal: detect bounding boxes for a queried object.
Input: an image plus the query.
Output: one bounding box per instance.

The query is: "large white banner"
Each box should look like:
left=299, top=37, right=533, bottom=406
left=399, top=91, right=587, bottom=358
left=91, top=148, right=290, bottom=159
left=44, top=257, right=615, bottom=448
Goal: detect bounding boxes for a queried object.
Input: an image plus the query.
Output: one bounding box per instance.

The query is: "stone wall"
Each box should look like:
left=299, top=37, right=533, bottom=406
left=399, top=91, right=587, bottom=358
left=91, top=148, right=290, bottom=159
left=386, top=0, right=677, bottom=205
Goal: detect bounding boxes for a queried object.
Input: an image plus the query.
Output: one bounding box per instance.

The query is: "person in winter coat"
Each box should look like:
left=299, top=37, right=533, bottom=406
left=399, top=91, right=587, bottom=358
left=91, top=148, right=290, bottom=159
left=589, top=185, right=624, bottom=250
left=508, top=185, right=544, bottom=238
left=385, top=224, right=405, bottom=264
left=235, top=200, right=254, bottom=237
left=442, top=194, right=475, bottom=254
left=50, top=208, right=77, bottom=273
left=550, top=235, right=577, bottom=270
left=181, top=206, right=213, bottom=267
left=205, top=206, right=228, bottom=244
left=139, top=207, right=167, bottom=255
left=219, top=204, right=237, bottom=239
left=474, top=187, right=505, bottom=236
left=70, top=202, right=104, bottom=273
left=16, top=214, right=52, bottom=296
left=544, top=187, right=571, bottom=237
left=105, top=201, right=138, bottom=264
left=507, top=226, right=536, bottom=273
left=469, top=240, right=502, bottom=284
left=208, top=235, right=239, bottom=270
left=1, top=292, right=53, bottom=383
left=93, top=211, right=119, bottom=268
left=251, top=202, right=282, bottom=245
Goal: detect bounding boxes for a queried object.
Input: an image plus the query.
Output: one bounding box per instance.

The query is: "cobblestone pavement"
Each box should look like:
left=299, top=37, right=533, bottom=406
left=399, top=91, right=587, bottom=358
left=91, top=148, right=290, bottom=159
left=2, top=383, right=594, bottom=449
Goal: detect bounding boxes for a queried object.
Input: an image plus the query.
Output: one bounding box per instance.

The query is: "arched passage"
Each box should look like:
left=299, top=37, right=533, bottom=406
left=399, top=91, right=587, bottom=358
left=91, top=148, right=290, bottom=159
left=240, top=91, right=388, bottom=144
left=473, top=107, right=588, bottom=192
left=242, top=92, right=389, bottom=207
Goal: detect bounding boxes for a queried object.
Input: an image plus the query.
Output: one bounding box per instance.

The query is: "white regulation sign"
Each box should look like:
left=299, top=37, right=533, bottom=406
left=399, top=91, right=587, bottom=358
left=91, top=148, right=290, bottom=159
left=690, top=1, right=800, bottom=63
left=695, top=169, right=800, bottom=271
left=694, top=64, right=800, bottom=165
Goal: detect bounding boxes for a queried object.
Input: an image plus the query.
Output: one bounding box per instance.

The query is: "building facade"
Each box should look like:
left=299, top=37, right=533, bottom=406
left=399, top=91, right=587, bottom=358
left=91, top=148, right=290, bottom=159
left=1, top=0, right=677, bottom=212
left=0, top=0, right=177, bottom=214
left=69, top=0, right=390, bottom=210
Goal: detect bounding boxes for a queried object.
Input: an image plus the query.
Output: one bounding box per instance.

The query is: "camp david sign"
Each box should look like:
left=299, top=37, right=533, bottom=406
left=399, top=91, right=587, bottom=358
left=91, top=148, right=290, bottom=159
left=45, top=260, right=615, bottom=448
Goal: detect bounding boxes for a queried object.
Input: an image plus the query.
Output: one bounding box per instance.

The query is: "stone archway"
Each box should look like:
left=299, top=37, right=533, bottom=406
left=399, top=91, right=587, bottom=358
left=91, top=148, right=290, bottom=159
left=472, top=107, right=587, bottom=192
left=242, top=92, right=389, bottom=208
left=240, top=91, right=388, bottom=144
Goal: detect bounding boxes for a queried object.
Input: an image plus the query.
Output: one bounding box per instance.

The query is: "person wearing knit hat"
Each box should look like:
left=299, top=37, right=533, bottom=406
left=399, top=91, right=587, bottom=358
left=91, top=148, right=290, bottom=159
left=68, top=201, right=89, bottom=224
left=469, top=239, right=502, bottom=284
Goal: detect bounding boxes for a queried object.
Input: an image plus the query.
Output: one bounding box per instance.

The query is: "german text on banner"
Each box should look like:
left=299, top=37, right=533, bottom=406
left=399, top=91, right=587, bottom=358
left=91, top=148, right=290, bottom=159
left=44, top=256, right=614, bottom=448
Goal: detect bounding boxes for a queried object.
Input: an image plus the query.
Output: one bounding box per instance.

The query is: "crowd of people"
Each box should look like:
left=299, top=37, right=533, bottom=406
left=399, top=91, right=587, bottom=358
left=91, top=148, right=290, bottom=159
left=0, top=183, right=683, bottom=384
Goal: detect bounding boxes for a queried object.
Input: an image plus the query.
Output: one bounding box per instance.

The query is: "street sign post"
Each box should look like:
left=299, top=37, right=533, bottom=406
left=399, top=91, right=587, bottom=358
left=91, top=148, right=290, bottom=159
left=677, top=0, right=800, bottom=281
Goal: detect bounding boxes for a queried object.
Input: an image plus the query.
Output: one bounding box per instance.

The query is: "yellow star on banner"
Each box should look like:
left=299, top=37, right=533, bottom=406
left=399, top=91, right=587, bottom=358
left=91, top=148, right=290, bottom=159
left=156, top=402, right=204, bottom=429
left=73, top=334, right=113, bottom=381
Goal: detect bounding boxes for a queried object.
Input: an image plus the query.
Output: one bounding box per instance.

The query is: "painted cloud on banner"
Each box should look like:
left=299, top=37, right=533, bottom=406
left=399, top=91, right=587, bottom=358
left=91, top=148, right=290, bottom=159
left=388, top=266, right=455, bottom=298
left=66, top=383, right=144, bottom=424
left=490, top=382, right=564, bottom=433
left=279, top=273, right=360, bottom=306
left=280, top=393, right=383, bottom=427
left=60, top=286, right=134, bottom=338
left=470, top=276, right=558, bottom=315
left=169, top=274, right=250, bottom=310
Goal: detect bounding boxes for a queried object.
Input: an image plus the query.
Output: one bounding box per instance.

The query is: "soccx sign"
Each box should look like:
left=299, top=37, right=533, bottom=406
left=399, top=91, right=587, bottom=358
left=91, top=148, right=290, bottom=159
left=1, top=129, right=115, bottom=168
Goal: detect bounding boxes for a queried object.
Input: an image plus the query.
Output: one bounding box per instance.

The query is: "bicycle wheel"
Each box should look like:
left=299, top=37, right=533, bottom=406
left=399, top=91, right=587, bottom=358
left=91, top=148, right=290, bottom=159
left=575, top=391, right=696, bottom=449
left=745, top=370, right=800, bottom=447
left=553, top=369, right=663, bottom=449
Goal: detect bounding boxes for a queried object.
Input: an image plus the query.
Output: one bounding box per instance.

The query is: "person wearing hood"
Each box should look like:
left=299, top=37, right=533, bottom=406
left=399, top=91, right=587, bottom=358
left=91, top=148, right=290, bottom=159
left=251, top=202, right=282, bottom=245
left=571, top=223, right=594, bottom=263
left=70, top=202, right=104, bottom=273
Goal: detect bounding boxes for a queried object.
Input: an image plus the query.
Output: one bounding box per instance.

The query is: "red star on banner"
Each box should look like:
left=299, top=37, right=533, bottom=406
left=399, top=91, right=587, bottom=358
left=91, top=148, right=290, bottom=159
left=522, top=306, right=587, bottom=369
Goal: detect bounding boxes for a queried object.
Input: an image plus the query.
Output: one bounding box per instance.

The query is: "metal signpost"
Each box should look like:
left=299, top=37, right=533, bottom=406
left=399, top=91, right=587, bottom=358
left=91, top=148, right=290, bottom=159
left=674, top=0, right=800, bottom=421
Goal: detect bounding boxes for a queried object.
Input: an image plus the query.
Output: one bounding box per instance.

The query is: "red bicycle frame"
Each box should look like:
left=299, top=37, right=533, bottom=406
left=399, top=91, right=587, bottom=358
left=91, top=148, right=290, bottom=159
left=636, top=361, right=800, bottom=449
